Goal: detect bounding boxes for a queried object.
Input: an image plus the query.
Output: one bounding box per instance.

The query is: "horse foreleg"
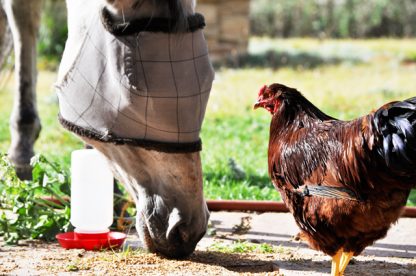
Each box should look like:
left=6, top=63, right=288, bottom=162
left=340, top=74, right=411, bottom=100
left=4, top=0, right=42, bottom=179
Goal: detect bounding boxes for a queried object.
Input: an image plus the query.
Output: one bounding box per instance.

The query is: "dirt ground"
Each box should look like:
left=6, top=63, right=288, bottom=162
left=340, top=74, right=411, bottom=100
left=1, top=212, right=415, bottom=275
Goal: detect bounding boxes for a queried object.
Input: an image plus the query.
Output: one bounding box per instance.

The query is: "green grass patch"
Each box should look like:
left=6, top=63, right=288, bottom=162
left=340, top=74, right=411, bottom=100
left=0, top=39, right=415, bottom=204
left=408, top=191, right=416, bottom=206
left=201, top=115, right=279, bottom=200
left=403, top=51, right=416, bottom=64
left=208, top=240, right=277, bottom=254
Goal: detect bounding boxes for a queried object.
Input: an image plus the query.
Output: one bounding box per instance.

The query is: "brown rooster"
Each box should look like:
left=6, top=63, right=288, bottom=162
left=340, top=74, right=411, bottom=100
left=254, top=83, right=416, bottom=276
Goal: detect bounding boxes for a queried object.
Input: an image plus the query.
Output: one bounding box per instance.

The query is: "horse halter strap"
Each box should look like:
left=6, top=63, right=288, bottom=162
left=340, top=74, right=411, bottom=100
left=56, top=8, right=214, bottom=153
left=101, top=7, right=206, bottom=36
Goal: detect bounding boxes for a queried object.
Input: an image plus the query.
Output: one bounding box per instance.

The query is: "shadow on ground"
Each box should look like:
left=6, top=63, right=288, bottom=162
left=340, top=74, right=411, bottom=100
left=190, top=251, right=279, bottom=273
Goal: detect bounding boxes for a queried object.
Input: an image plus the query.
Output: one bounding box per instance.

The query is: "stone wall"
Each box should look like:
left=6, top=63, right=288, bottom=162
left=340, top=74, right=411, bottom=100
left=196, top=0, right=251, bottom=62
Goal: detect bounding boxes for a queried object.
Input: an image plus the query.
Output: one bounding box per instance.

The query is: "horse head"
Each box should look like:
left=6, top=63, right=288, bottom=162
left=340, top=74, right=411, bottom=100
left=87, top=140, right=209, bottom=258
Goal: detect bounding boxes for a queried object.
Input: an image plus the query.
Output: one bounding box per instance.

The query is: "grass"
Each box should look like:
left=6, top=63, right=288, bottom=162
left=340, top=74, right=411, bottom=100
left=0, top=38, right=415, bottom=205
left=208, top=240, right=277, bottom=254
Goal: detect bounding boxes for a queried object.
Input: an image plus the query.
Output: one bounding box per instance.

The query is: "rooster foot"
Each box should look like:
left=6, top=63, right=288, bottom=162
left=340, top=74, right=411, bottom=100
left=331, top=248, right=354, bottom=276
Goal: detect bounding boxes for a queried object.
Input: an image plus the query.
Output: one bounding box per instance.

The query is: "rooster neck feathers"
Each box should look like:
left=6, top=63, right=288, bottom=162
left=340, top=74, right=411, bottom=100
left=269, top=89, right=334, bottom=137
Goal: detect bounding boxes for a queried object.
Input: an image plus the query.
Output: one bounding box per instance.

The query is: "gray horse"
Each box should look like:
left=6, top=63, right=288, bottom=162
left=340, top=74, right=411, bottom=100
left=1, top=0, right=213, bottom=258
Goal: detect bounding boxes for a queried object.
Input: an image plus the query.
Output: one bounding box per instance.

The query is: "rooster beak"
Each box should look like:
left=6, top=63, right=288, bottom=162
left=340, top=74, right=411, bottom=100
left=254, top=98, right=270, bottom=110
left=254, top=95, right=270, bottom=110
left=255, top=85, right=268, bottom=110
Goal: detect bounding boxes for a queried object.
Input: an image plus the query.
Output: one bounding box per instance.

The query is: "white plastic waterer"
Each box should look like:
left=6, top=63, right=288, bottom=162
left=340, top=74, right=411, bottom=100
left=56, top=149, right=126, bottom=250
left=70, top=149, right=114, bottom=233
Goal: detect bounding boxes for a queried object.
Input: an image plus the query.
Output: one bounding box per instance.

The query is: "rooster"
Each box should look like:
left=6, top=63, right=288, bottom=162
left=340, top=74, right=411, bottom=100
left=254, top=83, right=416, bottom=276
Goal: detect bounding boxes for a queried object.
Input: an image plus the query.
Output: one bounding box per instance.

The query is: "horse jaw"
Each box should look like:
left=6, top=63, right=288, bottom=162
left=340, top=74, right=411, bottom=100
left=84, top=138, right=209, bottom=258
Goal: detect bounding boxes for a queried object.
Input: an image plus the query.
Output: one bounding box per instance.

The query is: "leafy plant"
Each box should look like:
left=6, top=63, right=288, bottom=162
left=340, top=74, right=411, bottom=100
left=0, top=154, right=71, bottom=244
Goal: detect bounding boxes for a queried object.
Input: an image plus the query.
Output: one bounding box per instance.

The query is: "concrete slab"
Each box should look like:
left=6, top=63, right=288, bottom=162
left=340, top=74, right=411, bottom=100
left=196, top=211, right=416, bottom=276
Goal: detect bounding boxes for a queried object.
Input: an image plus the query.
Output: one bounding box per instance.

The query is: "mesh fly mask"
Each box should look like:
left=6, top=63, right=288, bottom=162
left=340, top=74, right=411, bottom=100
left=56, top=8, right=214, bottom=153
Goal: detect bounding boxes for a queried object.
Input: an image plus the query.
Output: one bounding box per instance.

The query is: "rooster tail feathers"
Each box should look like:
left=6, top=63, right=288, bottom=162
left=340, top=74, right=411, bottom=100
left=374, top=97, right=416, bottom=170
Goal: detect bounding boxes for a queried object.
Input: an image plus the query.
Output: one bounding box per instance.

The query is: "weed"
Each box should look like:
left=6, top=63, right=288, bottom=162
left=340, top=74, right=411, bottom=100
left=65, top=263, right=79, bottom=272
left=232, top=216, right=252, bottom=235
left=208, top=240, right=277, bottom=254
left=0, top=154, right=71, bottom=244
left=65, top=259, right=90, bottom=272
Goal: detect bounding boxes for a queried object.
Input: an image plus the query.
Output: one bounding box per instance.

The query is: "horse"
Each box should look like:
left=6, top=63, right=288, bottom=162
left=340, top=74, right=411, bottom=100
left=1, top=0, right=213, bottom=258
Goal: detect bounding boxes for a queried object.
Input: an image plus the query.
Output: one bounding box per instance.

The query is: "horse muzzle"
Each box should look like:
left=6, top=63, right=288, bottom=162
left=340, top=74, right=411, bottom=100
left=136, top=205, right=209, bottom=258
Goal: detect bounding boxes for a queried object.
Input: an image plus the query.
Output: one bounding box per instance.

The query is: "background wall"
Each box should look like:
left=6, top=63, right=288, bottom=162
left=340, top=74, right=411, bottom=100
left=197, top=0, right=251, bottom=61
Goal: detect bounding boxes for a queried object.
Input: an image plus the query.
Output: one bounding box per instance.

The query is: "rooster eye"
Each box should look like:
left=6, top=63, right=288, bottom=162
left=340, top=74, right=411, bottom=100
left=274, top=93, right=282, bottom=100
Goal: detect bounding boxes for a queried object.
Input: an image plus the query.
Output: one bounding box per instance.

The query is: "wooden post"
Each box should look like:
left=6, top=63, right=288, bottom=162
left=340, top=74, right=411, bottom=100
left=197, top=0, right=251, bottom=62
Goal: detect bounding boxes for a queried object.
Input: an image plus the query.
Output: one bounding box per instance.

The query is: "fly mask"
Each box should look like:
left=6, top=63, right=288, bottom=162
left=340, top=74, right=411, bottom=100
left=57, top=8, right=214, bottom=153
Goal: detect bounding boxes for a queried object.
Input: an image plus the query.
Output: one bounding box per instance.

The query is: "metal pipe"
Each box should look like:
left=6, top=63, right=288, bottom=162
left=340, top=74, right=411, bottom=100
left=41, top=197, right=416, bottom=218
left=403, top=207, right=416, bottom=217
left=206, top=199, right=416, bottom=218
left=207, top=200, right=289, bottom=213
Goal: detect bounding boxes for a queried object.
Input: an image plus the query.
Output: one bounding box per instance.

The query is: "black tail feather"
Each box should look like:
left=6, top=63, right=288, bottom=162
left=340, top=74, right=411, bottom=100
left=375, top=97, right=416, bottom=172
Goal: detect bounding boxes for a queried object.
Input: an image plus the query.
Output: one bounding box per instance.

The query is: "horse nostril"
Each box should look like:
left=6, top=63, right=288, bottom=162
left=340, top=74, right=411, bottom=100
left=162, top=208, right=208, bottom=258
left=167, top=222, right=189, bottom=243
left=177, top=224, right=190, bottom=243
left=158, top=218, right=207, bottom=258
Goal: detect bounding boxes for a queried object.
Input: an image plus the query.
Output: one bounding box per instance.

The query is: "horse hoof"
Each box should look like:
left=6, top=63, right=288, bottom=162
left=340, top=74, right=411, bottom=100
left=14, top=164, right=33, bottom=180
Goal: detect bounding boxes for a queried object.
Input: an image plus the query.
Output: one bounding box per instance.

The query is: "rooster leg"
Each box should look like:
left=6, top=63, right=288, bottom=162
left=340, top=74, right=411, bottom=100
left=339, top=252, right=354, bottom=275
left=331, top=249, right=342, bottom=276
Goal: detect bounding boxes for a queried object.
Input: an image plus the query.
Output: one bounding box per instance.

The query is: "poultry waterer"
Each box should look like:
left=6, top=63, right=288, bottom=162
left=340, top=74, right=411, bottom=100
left=56, top=149, right=126, bottom=250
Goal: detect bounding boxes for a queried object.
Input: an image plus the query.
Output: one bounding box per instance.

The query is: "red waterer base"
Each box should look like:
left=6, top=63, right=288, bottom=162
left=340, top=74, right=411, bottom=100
left=56, top=231, right=127, bottom=250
